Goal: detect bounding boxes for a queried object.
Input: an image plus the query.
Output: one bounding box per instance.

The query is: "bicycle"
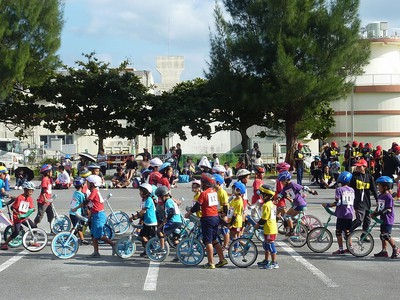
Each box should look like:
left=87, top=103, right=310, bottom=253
left=306, top=205, right=336, bottom=253
left=245, top=204, right=266, bottom=242
left=114, top=223, right=143, bottom=259
left=228, top=215, right=258, bottom=268
left=2, top=198, right=24, bottom=248
left=51, top=212, right=89, bottom=259
left=286, top=211, right=309, bottom=247
left=48, top=194, right=72, bottom=234
left=104, top=193, right=130, bottom=235
left=277, top=210, right=322, bottom=235
left=346, top=210, right=383, bottom=257
left=146, top=236, right=170, bottom=262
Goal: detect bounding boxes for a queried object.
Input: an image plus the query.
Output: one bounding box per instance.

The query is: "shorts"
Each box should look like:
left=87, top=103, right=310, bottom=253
left=230, top=227, right=241, bottom=233
left=336, top=218, right=352, bottom=232
left=34, top=202, right=54, bottom=224
left=264, top=234, right=277, bottom=242
left=139, top=224, right=156, bottom=239
left=158, top=222, right=182, bottom=237
left=294, top=205, right=307, bottom=212
left=200, top=216, right=220, bottom=245
left=218, top=225, right=229, bottom=235
left=90, top=211, right=107, bottom=239
left=380, top=224, right=393, bottom=234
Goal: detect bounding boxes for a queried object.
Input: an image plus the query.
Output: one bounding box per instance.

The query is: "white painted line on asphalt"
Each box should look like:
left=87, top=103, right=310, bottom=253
left=143, top=261, right=160, bottom=291
left=277, top=242, right=338, bottom=288
left=0, top=250, right=28, bottom=273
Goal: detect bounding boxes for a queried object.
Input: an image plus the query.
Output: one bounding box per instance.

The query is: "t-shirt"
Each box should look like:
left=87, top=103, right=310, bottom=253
left=280, top=182, right=307, bottom=207
left=261, top=200, right=277, bottom=235
left=143, top=196, right=157, bottom=226
left=125, top=159, right=138, bottom=170
left=192, top=192, right=202, bottom=218
left=275, top=179, right=285, bottom=207
left=164, top=198, right=181, bottom=223
left=334, top=186, right=355, bottom=219
left=12, top=194, right=34, bottom=224
left=377, top=193, right=394, bottom=225
left=148, top=171, right=162, bottom=186
left=37, top=176, right=52, bottom=204
left=88, top=188, right=104, bottom=213
left=69, top=190, right=86, bottom=216
left=217, top=188, right=229, bottom=213
left=228, top=197, right=243, bottom=228
left=197, top=187, right=219, bottom=217
left=157, top=177, right=171, bottom=189
left=252, top=178, right=263, bottom=204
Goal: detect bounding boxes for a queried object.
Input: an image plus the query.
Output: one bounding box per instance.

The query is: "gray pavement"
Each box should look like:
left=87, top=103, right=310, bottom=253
left=1, top=178, right=400, bottom=299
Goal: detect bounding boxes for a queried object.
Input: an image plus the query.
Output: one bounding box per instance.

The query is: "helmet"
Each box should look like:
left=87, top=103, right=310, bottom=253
left=201, top=173, right=216, bottom=187
left=212, top=165, right=225, bottom=174
left=150, top=157, right=163, bottom=167
left=0, top=166, right=8, bottom=174
left=354, top=159, right=367, bottom=167
left=376, top=176, right=394, bottom=189
left=214, top=174, right=224, bottom=185
left=337, top=171, right=352, bottom=185
left=22, top=181, right=36, bottom=190
left=159, top=162, right=171, bottom=173
left=331, top=141, right=338, bottom=148
left=297, top=143, right=303, bottom=149
left=236, top=169, right=251, bottom=178
left=258, top=184, right=275, bottom=197
left=359, top=142, right=364, bottom=149
left=314, top=155, right=321, bottom=160
left=139, top=183, right=153, bottom=194
left=73, top=177, right=85, bottom=187
left=191, top=179, right=201, bottom=187
left=87, top=163, right=100, bottom=170
left=65, top=154, right=71, bottom=159
left=277, top=171, right=291, bottom=182
left=254, top=166, right=265, bottom=173
left=155, top=186, right=170, bottom=197
left=276, top=162, right=290, bottom=173
left=376, top=145, right=382, bottom=150
left=352, top=140, right=358, bottom=147
left=86, top=175, right=102, bottom=187
left=232, top=181, right=246, bottom=195
left=40, top=164, right=52, bottom=174
left=79, top=169, right=92, bottom=178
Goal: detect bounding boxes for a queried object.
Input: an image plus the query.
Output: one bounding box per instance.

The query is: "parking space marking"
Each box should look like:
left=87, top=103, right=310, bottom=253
left=277, top=242, right=338, bottom=288
left=143, top=261, right=160, bottom=291
left=0, top=250, right=28, bottom=273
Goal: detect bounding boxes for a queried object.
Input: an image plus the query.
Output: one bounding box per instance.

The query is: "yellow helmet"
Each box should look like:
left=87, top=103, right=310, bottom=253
left=258, top=184, right=275, bottom=197
left=0, top=166, right=8, bottom=174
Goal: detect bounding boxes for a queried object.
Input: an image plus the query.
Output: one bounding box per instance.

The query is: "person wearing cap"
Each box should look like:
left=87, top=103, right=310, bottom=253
left=294, top=143, right=305, bottom=185
left=97, top=148, right=108, bottom=177
left=343, top=144, right=354, bottom=172
left=373, top=145, right=383, bottom=179
left=349, top=159, right=378, bottom=234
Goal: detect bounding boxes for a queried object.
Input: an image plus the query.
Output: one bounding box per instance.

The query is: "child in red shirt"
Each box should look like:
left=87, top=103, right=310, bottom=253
left=34, top=164, right=54, bottom=227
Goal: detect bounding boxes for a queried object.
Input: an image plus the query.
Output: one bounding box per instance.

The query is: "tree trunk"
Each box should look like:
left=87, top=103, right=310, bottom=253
left=97, top=136, right=104, bottom=153
left=285, top=120, right=297, bottom=170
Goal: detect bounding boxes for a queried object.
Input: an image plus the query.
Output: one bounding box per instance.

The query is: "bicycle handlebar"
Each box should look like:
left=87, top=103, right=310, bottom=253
left=323, top=205, right=336, bottom=216
left=18, top=208, right=35, bottom=219
left=369, top=210, right=384, bottom=224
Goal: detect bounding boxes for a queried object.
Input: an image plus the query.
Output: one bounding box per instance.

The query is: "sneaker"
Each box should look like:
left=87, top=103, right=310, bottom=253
left=332, top=249, right=345, bottom=255
left=263, top=263, right=273, bottom=270
left=202, top=263, right=215, bottom=269
left=86, top=252, right=101, bottom=258
left=271, top=262, right=279, bottom=269
left=343, top=249, right=351, bottom=254
left=215, top=259, right=228, bottom=268
left=373, top=251, right=388, bottom=258
left=257, top=259, right=269, bottom=267
left=1, top=244, right=9, bottom=250
left=18, top=186, right=23, bottom=190
left=285, top=230, right=294, bottom=237
left=391, top=248, right=399, bottom=259
left=80, top=239, right=90, bottom=245
left=140, top=251, right=148, bottom=258
left=172, top=257, right=180, bottom=263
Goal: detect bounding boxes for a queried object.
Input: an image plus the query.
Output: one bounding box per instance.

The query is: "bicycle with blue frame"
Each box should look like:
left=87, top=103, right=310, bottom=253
left=2, top=198, right=24, bottom=248
left=48, top=194, right=72, bottom=234
left=104, top=193, right=130, bottom=235
left=114, top=222, right=144, bottom=259
left=306, top=205, right=336, bottom=253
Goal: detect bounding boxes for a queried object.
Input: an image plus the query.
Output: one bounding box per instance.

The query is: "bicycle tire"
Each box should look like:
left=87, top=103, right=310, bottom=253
left=254, top=228, right=264, bottom=242
left=22, top=228, right=48, bottom=252
left=302, top=214, right=323, bottom=231
left=167, top=228, right=189, bottom=249
left=51, top=232, right=79, bottom=259
left=228, top=238, right=258, bottom=268
left=306, top=227, right=333, bottom=253
left=4, top=225, right=24, bottom=248
left=106, top=211, right=130, bottom=235
left=347, top=230, right=374, bottom=257
left=277, top=218, right=286, bottom=235
left=176, top=237, right=205, bottom=266
left=51, top=215, right=72, bottom=234
left=146, top=237, right=170, bottom=262
left=286, top=224, right=308, bottom=247
left=115, top=238, right=136, bottom=259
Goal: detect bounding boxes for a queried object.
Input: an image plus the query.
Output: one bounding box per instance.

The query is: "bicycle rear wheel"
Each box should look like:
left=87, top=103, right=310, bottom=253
left=228, top=238, right=258, bottom=268
left=177, top=237, right=204, bottom=266
left=51, top=232, right=79, bottom=259
left=115, top=238, right=136, bottom=259
left=347, top=230, right=374, bottom=257
left=146, top=237, right=169, bottom=262
left=307, top=227, right=333, bottom=253
left=4, top=225, right=24, bottom=248
left=302, top=214, right=322, bottom=231
left=22, top=228, right=48, bottom=252
left=277, top=218, right=286, bottom=235
left=107, top=211, right=130, bottom=235
left=286, top=224, right=308, bottom=247
left=51, top=215, right=72, bottom=234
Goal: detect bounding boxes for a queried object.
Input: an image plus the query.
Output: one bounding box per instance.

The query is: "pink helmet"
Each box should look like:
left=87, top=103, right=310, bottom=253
left=276, top=162, right=290, bottom=173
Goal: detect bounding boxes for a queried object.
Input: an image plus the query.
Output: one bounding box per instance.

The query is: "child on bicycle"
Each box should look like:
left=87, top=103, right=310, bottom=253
left=323, top=171, right=354, bottom=254
left=1, top=182, right=36, bottom=250
left=275, top=162, right=290, bottom=228
left=277, top=171, right=318, bottom=236
left=34, top=164, right=54, bottom=228
left=69, top=177, right=89, bottom=245
left=228, top=181, right=245, bottom=241
left=254, top=184, right=278, bottom=269
left=214, top=174, right=230, bottom=251
left=371, top=176, right=399, bottom=259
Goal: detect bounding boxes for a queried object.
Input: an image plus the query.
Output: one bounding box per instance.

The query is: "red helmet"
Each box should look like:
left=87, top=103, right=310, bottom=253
left=331, top=141, right=338, bottom=148
left=376, top=145, right=382, bottom=150
left=352, top=140, right=358, bottom=147
left=297, top=143, right=303, bottom=149
left=201, top=173, right=216, bottom=187
left=40, top=164, right=52, bottom=174
left=276, top=162, right=290, bottom=173
left=254, top=166, right=265, bottom=174
left=359, top=142, right=364, bottom=148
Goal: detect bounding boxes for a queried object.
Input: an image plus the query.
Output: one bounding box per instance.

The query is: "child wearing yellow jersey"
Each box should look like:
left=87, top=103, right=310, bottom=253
left=214, top=174, right=230, bottom=250
left=255, top=184, right=279, bottom=269
left=228, top=181, right=245, bottom=240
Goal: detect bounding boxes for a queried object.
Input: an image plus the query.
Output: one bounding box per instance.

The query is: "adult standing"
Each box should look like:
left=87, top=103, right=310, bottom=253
left=175, top=143, right=182, bottom=172
left=350, top=159, right=378, bottom=233
left=97, top=148, right=108, bottom=177
left=293, top=143, right=305, bottom=185
left=382, top=145, right=400, bottom=180
left=141, top=148, right=152, bottom=161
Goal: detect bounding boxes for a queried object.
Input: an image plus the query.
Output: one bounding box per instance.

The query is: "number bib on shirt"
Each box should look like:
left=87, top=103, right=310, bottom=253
left=377, top=199, right=385, bottom=211
left=270, top=207, right=277, bottom=220
left=340, top=191, right=354, bottom=206
left=70, top=198, right=77, bottom=209
left=207, top=192, right=218, bottom=207
left=227, top=207, right=234, bottom=219
left=285, top=189, right=296, bottom=199
left=18, top=201, right=30, bottom=213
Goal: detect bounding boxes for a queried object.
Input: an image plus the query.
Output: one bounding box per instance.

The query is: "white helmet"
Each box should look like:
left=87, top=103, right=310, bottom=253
left=150, top=157, right=163, bottom=167
left=22, top=181, right=36, bottom=190
left=212, top=165, right=225, bottom=173
left=236, top=169, right=251, bottom=178
left=86, top=175, right=102, bottom=187
left=139, top=183, right=153, bottom=194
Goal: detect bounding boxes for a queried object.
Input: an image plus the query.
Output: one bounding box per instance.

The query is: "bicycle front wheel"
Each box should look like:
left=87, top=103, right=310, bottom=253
left=115, top=238, right=136, bottom=259
left=176, top=237, right=204, bottom=266
left=51, top=215, right=72, bottom=234
left=23, top=228, right=48, bottom=252
left=51, top=232, right=79, bottom=259
left=302, top=214, right=322, bottom=231
left=146, top=237, right=169, bottom=262
left=307, top=227, right=333, bottom=253
left=228, top=238, right=258, bottom=268
left=107, top=211, right=130, bottom=235
left=4, top=225, right=24, bottom=248
left=347, top=230, right=374, bottom=257
left=277, top=218, right=286, bottom=235
left=286, top=224, right=308, bottom=247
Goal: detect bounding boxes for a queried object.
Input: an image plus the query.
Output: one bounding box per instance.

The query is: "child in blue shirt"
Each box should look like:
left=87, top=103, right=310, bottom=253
left=69, top=177, right=89, bottom=245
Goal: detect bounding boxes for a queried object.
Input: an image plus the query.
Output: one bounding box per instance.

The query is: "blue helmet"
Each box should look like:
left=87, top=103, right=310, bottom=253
left=159, top=162, right=171, bottom=173
left=277, top=171, right=291, bottom=182
left=376, top=176, right=394, bottom=189
left=73, top=177, right=85, bottom=187
left=338, top=171, right=352, bottom=185
left=233, top=181, right=246, bottom=195
left=214, top=174, right=224, bottom=185
left=40, top=164, right=52, bottom=174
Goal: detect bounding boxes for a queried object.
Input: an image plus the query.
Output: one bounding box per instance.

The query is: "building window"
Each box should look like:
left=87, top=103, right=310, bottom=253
left=39, top=135, right=74, bottom=148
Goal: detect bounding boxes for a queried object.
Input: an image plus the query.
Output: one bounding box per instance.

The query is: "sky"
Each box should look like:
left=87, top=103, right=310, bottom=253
left=58, top=0, right=400, bottom=83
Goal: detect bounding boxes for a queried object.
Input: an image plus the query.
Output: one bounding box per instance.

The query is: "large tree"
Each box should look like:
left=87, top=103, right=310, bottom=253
left=0, top=0, right=63, bottom=102
left=209, top=0, right=370, bottom=161
left=29, top=53, right=148, bottom=152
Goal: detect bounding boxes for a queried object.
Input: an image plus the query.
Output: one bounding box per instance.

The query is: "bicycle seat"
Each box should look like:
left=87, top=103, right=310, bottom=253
left=75, top=212, right=89, bottom=223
